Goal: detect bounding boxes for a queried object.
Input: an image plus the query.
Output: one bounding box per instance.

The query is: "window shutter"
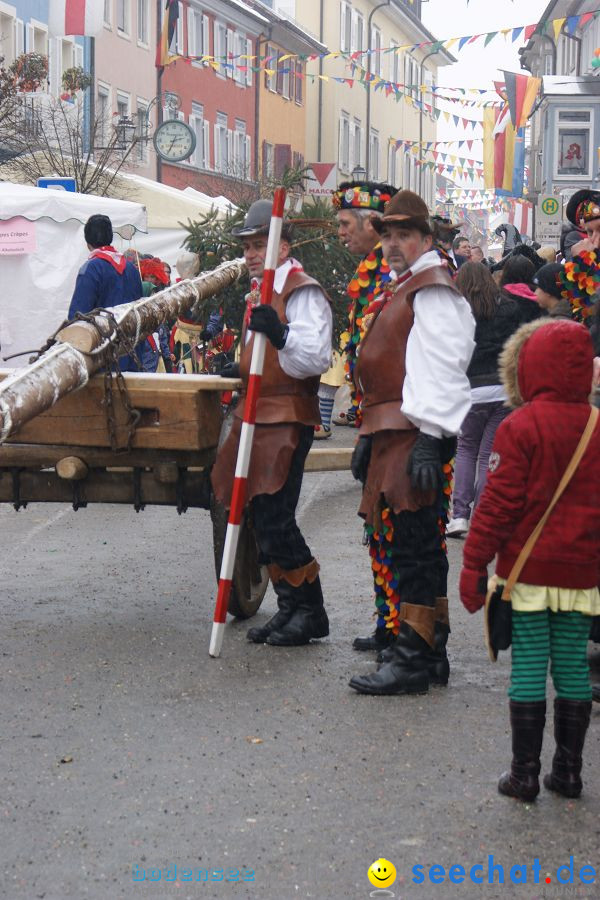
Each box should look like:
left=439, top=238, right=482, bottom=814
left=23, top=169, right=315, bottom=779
left=274, top=143, right=291, bottom=178
left=276, top=53, right=283, bottom=94
left=262, top=140, right=268, bottom=177
left=75, top=43, right=83, bottom=67
left=203, top=120, right=210, bottom=168
left=202, top=15, right=209, bottom=60
left=245, top=135, right=251, bottom=177
left=227, top=129, right=233, bottom=170
left=187, top=7, right=195, bottom=56
left=226, top=28, right=234, bottom=78
left=177, top=2, right=184, bottom=54
left=245, top=37, right=252, bottom=86
left=23, top=22, right=32, bottom=55
left=295, top=61, right=302, bottom=104
left=338, top=117, right=344, bottom=171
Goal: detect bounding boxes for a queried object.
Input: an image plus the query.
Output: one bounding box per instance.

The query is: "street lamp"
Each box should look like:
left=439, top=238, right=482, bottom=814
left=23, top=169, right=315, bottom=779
left=114, top=116, right=136, bottom=149
left=352, top=164, right=367, bottom=181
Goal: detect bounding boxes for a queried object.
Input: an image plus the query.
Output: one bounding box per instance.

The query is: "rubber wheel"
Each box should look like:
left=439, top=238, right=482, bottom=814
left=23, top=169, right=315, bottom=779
left=210, top=403, right=269, bottom=619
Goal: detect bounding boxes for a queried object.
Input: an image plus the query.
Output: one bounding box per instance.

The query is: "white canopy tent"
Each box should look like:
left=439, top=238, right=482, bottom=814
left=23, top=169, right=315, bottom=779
left=113, top=174, right=234, bottom=270
left=0, top=182, right=147, bottom=366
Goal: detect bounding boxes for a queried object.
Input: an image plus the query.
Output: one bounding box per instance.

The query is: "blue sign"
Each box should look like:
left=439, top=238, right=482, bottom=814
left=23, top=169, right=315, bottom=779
left=37, top=177, right=77, bottom=192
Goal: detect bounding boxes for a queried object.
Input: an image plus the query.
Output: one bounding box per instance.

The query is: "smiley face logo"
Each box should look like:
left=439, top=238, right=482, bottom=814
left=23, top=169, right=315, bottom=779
left=368, top=858, right=397, bottom=888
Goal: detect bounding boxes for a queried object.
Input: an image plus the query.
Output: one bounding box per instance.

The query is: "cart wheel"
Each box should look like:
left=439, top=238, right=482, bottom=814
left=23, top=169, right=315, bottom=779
left=210, top=403, right=269, bottom=619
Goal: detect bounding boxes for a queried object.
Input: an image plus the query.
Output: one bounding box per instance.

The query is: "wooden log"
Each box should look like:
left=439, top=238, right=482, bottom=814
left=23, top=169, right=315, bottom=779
left=0, top=258, right=246, bottom=444
left=0, top=442, right=215, bottom=470
left=154, top=463, right=179, bottom=484
left=55, top=457, right=88, bottom=480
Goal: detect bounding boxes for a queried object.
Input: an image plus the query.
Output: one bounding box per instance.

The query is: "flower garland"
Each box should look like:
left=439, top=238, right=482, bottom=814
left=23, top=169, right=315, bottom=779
left=340, top=244, right=392, bottom=422
left=560, top=250, right=600, bottom=321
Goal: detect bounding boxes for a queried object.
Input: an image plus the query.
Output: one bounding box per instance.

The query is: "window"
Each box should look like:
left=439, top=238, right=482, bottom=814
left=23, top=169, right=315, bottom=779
left=262, top=141, right=274, bottom=178
left=233, top=33, right=247, bottom=85
left=340, top=1, right=351, bottom=53
left=389, top=41, right=400, bottom=84
left=214, top=21, right=227, bottom=77
left=294, top=60, right=303, bottom=104
left=116, top=90, right=130, bottom=121
left=369, top=128, right=380, bottom=180
left=555, top=109, right=593, bottom=178
left=274, top=143, right=291, bottom=178
left=163, top=91, right=181, bottom=121
left=351, top=10, right=364, bottom=54
left=350, top=118, right=363, bottom=172
left=136, top=98, right=149, bottom=161
left=265, top=43, right=277, bottom=91
left=116, top=0, right=129, bottom=35
left=293, top=150, right=304, bottom=170
left=339, top=111, right=350, bottom=174
left=168, top=1, right=184, bottom=54
left=97, top=83, right=110, bottom=148
left=214, top=111, right=229, bottom=172
left=189, top=101, right=210, bottom=169
left=388, top=142, right=398, bottom=187
left=233, top=118, right=251, bottom=178
left=137, top=0, right=148, bottom=44
left=104, top=0, right=111, bottom=27
left=0, top=9, right=17, bottom=66
left=371, top=26, right=383, bottom=77
left=188, top=8, right=209, bottom=63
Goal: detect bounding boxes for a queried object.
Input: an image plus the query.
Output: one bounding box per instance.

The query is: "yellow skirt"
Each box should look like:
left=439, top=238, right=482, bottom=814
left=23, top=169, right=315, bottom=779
left=496, top=578, right=600, bottom=615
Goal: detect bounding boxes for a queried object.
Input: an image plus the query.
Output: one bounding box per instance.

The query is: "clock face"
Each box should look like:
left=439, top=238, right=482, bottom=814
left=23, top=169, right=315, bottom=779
left=153, top=119, right=196, bottom=162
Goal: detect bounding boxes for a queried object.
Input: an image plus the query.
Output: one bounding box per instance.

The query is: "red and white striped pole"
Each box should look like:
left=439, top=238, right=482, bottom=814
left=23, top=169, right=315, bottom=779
left=209, top=187, right=287, bottom=658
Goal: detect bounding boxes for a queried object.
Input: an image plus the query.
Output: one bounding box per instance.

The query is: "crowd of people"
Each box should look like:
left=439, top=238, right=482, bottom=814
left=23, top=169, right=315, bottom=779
left=68, top=184, right=600, bottom=804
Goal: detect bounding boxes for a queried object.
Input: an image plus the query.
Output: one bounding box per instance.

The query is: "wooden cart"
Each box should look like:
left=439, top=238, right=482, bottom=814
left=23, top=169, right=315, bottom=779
left=0, top=368, right=269, bottom=619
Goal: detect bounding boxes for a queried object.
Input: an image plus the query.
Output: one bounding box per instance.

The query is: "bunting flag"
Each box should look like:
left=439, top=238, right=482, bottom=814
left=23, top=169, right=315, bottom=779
left=502, top=71, right=541, bottom=128
left=48, top=0, right=103, bottom=36
left=156, top=0, right=179, bottom=69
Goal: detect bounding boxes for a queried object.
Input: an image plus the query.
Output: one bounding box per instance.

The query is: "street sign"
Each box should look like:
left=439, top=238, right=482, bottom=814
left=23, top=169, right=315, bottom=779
left=305, top=163, right=337, bottom=200
left=37, top=177, right=77, bottom=192
left=536, top=193, right=562, bottom=244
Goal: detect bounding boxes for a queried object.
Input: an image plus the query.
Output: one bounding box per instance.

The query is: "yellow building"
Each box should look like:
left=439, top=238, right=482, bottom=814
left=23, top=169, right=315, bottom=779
left=295, top=0, right=454, bottom=204
left=255, top=10, right=327, bottom=180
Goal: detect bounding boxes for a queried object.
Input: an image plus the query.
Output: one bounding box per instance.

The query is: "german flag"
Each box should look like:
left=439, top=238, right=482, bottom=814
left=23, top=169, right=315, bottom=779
left=156, top=0, right=180, bottom=69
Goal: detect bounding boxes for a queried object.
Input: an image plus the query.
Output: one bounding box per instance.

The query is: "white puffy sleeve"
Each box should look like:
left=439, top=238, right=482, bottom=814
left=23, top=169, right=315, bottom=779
left=278, top=286, right=333, bottom=379
left=401, top=286, right=475, bottom=438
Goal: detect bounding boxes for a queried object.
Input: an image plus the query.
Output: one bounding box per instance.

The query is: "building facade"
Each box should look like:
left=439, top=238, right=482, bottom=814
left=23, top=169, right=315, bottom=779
left=295, top=0, right=453, bottom=203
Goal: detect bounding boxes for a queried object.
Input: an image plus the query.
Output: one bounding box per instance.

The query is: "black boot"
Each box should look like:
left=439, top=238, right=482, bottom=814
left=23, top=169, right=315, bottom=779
left=376, top=622, right=449, bottom=685
left=247, top=579, right=297, bottom=643
left=543, top=698, right=592, bottom=799
left=266, top=575, right=329, bottom=646
left=353, top=626, right=395, bottom=652
left=498, top=700, right=546, bottom=802
left=349, top=623, right=430, bottom=695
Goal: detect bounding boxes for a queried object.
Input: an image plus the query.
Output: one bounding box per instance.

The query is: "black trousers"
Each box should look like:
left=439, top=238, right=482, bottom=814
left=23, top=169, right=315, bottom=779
left=250, top=425, right=314, bottom=571
left=388, top=505, right=448, bottom=609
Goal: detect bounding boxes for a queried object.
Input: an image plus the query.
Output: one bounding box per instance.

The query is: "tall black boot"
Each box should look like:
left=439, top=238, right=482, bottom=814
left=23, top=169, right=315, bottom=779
left=247, top=578, right=297, bottom=643
left=266, top=566, right=329, bottom=647
left=353, top=626, right=395, bottom=652
left=543, top=698, right=592, bottom=799
left=376, top=599, right=449, bottom=685
left=349, top=622, right=430, bottom=695
left=498, top=700, right=546, bottom=802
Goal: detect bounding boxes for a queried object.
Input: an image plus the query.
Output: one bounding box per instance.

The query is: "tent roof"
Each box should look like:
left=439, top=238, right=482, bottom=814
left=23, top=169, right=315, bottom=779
left=0, top=181, right=147, bottom=234
left=118, top=173, right=232, bottom=229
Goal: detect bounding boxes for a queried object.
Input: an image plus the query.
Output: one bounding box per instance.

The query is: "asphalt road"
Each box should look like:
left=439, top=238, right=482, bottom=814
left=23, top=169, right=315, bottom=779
left=1, top=436, right=599, bottom=900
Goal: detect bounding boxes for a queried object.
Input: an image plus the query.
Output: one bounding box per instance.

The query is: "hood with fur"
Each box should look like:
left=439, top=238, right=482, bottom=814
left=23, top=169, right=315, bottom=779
left=499, top=319, right=594, bottom=408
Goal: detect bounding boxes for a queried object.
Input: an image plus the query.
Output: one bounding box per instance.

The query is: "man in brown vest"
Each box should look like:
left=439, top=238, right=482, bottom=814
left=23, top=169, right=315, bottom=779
left=211, top=200, right=333, bottom=646
left=348, top=190, right=475, bottom=695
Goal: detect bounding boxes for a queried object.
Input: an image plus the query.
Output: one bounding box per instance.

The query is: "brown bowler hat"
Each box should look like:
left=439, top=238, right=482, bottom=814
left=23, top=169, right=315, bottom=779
left=371, top=189, right=431, bottom=235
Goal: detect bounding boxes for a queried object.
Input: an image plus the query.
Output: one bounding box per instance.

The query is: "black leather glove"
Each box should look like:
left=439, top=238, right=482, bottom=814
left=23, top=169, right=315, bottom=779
left=351, top=435, right=372, bottom=485
left=220, top=361, right=240, bottom=379
left=248, top=305, right=288, bottom=349
left=407, top=433, right=443, bottom=493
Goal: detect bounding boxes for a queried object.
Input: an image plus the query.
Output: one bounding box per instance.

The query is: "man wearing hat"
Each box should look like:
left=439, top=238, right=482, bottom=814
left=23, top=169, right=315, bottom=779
left=566, top=189, right=600, bottom=255
left=211, top=199, right=333, bottom=647
left=430, top=215, right=462, bottom=275
left=332, top=180, right=405, bottom=653
left=348, top=190, right=475, bottom=695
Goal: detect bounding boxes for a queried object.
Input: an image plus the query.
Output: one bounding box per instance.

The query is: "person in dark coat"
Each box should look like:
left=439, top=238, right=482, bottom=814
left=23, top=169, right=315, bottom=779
left=532, top=263, right=572, bottom=319
left=499, top=255, right=542, bottom=324
left=68, top=215, right=143, bottom=318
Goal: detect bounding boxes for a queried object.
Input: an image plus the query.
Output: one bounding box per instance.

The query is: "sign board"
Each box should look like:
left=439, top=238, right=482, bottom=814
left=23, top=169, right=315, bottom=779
left=305, top=163, right=337, bottom=200
left=0, top=216, right=36, bottom=254
left=536, top=193, right=562, bottom=243
left=37, top=176, right=77, bottom=192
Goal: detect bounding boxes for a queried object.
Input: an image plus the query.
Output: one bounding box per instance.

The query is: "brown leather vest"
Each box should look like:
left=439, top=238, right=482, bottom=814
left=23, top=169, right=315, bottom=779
left=237, top=270, right=328, bottom=425
left=355, top=265, right=459, bottom=435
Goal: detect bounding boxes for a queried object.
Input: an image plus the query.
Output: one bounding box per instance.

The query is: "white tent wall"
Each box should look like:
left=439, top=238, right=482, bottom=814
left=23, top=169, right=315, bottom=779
left=0, top=183, right=147, bottom=367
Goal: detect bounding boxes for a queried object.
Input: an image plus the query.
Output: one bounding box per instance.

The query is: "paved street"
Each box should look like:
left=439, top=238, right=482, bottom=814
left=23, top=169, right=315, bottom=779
left=1, top=446, right=599, bottom=900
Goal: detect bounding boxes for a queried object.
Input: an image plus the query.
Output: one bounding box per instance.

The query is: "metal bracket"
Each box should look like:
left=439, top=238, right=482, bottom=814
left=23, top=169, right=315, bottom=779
left=133, top=467, right=145, bottom=513
left=176, top=467, right=188, bottom=515
left=10, top=468, right=27, bottom=511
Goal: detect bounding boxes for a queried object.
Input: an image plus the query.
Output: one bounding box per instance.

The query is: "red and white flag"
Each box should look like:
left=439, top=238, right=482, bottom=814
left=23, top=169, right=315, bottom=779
left=49, top=0, right=104, bottom=37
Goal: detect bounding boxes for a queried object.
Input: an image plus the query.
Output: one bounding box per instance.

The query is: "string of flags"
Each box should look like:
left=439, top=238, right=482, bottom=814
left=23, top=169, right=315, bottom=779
left=391, top=139, right=484, bottom=169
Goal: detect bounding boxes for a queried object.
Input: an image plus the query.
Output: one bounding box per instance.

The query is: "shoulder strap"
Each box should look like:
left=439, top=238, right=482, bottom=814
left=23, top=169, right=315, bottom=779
left=501, top=405, right=599, bottom=600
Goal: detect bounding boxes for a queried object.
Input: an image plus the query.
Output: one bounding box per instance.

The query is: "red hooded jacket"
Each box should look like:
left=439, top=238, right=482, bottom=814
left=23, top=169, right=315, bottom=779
left=463, top=319, right=600, bottom=589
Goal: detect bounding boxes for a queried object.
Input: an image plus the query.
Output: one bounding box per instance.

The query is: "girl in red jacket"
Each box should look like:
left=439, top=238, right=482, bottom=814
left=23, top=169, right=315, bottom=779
left=459, top=318, right=600, bottom=801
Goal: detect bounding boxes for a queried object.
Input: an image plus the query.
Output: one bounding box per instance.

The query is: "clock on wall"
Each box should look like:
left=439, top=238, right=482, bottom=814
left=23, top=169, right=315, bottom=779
left=153, top=119, right=196, bottom=162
